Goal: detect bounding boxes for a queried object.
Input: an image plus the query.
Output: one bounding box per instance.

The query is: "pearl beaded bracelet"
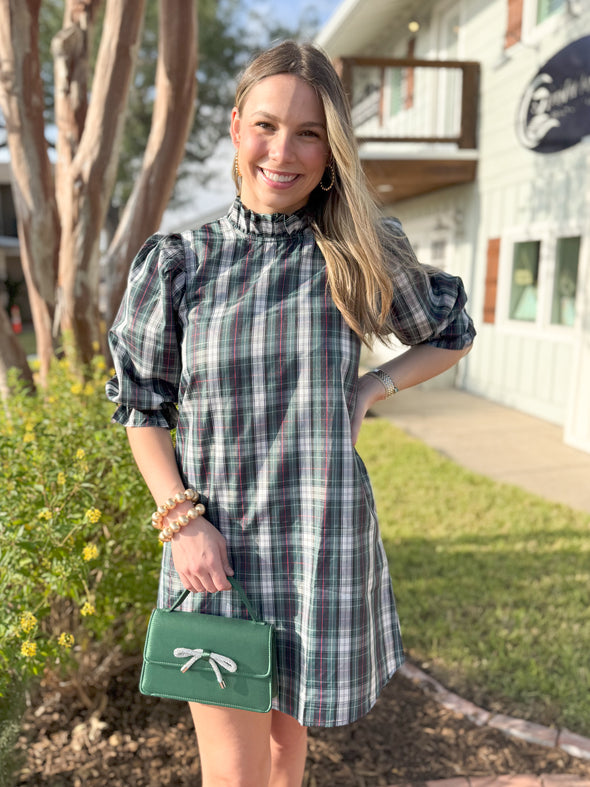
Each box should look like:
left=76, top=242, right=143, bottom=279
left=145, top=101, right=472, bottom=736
left=151, top=488, right=200, bottom=529
left=150, top=489, right=206, bottom=543
left=157, top=502, right=206, bottom=543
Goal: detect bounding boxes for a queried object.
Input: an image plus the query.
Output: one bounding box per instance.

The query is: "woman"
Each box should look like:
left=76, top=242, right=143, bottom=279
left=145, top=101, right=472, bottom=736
left=107, top=41, right=475, bottom=787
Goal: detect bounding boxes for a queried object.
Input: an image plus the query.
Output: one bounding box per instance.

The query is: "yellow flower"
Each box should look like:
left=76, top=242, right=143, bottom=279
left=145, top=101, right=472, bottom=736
left=109, top=368, right=116, bottom=377
left=70, top=382, right=83, bottom=395
left=95, top=357, right=106, bottom=372
left=58, top=632, right=75, bottom=649
left=20, top=612, right=38, bottom=634
left=85, top=508, right=101, bottom=524
left=80, top=602, right=95, bottom=617
left=92, top=341, right=100, bottom=353
left=38, top=509, right=52, bottom=521
left=83, top=544, right=99, bottom=561
left=83, top=382, right=95, bottom=396
left=57, top=472, right=66, bottom=486
left=24, top=421, right=35, bottom=432
left=76, top=448, right=86, bottom=461
left=22, top=432, right=35, bottom=444
left=20, top=641, right=37, bottom=658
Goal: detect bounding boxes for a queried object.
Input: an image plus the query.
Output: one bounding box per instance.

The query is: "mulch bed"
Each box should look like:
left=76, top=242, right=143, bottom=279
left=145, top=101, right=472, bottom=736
left=16, top=654, right=590, bottom=787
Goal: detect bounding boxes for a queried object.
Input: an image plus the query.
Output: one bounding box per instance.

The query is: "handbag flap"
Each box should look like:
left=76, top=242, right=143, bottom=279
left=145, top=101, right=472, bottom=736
left=143, top=607, right=274, bottom=680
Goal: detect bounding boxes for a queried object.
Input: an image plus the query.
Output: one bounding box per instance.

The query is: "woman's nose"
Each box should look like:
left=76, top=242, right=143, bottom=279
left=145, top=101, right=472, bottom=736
left=269, top=132, right=295, bottom=163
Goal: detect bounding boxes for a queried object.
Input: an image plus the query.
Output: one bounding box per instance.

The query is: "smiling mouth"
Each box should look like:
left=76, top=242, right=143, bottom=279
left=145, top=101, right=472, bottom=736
left=260, top=168, right=299, bottom=183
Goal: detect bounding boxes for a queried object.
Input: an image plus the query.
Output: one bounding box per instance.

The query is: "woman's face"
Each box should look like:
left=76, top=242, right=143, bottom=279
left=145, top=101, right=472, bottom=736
left=231, top=74, right=330, bottom=215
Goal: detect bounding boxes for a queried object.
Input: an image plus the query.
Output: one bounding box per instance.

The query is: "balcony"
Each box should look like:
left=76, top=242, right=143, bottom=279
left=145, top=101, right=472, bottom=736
left=336, top=56, right=480, bottom=204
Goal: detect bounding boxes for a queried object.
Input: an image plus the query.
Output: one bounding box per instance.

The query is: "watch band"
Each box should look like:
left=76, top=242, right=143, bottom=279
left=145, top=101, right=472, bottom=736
left=368, top=368, right=399, bottom=398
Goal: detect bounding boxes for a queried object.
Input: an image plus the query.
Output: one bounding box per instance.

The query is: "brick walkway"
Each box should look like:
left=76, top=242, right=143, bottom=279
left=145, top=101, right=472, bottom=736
left=388, top=777, right=590, bottom=786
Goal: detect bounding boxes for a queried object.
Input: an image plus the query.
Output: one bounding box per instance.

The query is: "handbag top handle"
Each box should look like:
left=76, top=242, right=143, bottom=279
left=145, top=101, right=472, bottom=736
left=168, top=576, right=261, bottom=622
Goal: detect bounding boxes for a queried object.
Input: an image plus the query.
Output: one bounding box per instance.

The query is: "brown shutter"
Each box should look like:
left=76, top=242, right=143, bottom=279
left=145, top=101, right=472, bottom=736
left=484, top=238, right=501, bottom=324
left=505, top=0, right=523, bottom=48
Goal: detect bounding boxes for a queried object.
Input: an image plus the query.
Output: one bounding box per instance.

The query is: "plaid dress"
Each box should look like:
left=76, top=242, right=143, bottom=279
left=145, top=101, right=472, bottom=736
left=106, top=197, right=475, bottom=727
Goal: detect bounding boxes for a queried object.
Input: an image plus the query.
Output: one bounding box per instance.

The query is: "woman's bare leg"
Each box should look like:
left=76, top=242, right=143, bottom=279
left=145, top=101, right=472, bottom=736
left=189, top=702, right=273, bottom=787
left=268, top=709, right=308, bottom=787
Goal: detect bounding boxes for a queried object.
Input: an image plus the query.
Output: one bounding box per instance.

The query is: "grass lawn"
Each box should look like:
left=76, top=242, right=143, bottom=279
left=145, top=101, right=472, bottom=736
left=16, top=328, right=36, bottom=357
left=357, top=417, right=590, bottom=736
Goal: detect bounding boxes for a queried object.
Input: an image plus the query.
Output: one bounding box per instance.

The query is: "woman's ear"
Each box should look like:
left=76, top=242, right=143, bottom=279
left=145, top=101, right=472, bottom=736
left=230, top=107, right=240, bottom=147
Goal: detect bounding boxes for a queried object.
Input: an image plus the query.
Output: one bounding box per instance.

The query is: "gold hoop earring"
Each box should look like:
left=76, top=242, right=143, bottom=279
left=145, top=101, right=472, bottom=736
left=319, top=163, right=335, bottom=192
left=234, top=152, right=241, bottom=179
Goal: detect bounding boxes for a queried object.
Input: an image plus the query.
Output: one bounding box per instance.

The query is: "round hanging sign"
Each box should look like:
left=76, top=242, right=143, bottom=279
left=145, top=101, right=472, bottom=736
left=516, top=35, right=590, bottom=153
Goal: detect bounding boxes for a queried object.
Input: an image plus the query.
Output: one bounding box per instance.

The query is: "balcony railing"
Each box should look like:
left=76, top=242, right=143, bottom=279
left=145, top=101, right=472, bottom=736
left=336, top=56, right=480, bottom=150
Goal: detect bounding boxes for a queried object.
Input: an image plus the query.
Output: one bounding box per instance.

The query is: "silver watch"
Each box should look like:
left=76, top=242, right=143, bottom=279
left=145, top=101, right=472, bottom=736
left=368, top=368, right=399, bottom=398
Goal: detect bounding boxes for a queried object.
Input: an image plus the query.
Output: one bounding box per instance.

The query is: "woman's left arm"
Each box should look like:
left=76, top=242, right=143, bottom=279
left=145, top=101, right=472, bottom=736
left=350, top=342, right=472, bottom=445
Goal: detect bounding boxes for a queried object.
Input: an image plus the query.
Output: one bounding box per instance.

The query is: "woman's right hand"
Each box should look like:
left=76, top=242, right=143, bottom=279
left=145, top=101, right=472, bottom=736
left=168, top=506, right=234, bottom=593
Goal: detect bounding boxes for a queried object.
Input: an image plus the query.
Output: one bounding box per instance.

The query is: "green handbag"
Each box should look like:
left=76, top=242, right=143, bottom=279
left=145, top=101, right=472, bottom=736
left=140, top=576, right=277, bottom=713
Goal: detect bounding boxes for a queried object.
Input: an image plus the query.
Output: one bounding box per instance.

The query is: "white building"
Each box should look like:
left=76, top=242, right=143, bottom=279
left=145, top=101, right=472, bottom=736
left=318, top=0, right=590, bottom=453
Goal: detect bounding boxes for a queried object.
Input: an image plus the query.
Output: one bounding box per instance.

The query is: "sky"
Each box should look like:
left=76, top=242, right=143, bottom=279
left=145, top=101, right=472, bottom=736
left=242, top=0, right=342, bottom=35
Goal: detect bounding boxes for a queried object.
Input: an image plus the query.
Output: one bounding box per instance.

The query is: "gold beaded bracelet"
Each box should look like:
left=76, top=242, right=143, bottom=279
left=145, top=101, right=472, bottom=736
left=158, top=503, right=206, bottom=543
left=151, top=488, right=200, bottom=530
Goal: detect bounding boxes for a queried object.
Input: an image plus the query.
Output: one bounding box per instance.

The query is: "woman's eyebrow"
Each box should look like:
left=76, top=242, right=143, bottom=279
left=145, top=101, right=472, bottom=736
left=251, top=110, right=326, bottom=129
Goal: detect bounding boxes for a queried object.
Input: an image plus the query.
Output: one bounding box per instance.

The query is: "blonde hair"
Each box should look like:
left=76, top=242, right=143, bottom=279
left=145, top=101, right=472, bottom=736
left=233, top=41, right=416, bottom=345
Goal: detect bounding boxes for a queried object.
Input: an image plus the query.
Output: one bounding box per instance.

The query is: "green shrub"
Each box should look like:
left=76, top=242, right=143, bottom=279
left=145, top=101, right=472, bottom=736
left=0, top=357, right=160, bottom=785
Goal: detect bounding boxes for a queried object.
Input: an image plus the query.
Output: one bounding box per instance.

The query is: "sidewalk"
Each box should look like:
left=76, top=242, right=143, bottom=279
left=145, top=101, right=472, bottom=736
left=371, top=387, right=590, bottom=515
left=370, top=387, right=590, bottom=787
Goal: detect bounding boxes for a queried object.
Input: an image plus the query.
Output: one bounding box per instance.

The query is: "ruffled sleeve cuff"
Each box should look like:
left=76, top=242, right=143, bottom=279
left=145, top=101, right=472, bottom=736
left=109, top=402, right=178, bottom=430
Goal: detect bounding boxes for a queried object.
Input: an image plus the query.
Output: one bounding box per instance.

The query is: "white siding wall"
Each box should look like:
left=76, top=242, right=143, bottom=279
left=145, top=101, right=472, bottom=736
left=466, top=0, right=590, bottom=432
left=326, top=0, right=590, bottom=448
left=358, top=0, right=590, bottom=439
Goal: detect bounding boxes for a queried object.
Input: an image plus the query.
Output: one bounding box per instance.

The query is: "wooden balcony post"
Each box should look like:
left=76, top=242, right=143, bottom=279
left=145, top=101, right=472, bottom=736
left=334, top=57, right=353, bottom=106
left=459, top=62, right=480, bottom=149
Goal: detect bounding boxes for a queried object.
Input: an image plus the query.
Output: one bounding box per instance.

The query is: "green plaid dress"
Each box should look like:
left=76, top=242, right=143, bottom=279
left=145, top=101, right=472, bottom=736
left=107, top=197, right=475, bottom=727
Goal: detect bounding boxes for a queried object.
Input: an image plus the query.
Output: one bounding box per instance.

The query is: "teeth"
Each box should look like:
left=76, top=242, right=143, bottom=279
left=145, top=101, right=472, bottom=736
left=261, top=169, right=297, bottom=183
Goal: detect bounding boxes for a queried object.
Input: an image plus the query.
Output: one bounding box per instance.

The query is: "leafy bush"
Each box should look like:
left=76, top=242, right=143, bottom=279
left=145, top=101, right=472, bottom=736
left=0, top=357, right=160, bottom=785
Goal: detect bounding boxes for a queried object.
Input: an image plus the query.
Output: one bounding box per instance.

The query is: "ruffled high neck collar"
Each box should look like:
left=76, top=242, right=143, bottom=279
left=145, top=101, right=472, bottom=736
left=228, top=197, right=310, bottom=237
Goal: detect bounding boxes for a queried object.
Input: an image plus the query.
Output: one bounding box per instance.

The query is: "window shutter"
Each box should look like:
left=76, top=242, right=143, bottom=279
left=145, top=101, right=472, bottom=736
left=484, top=238, right=501, bottom=324
left=505, top=0, right=523, bottom=48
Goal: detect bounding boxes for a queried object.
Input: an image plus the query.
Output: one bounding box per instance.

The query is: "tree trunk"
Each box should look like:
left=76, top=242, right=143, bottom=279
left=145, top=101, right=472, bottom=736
left=56, top=0, right=146, bottom=366
left=0, top=304, right=35, bottom=398
left=0, top=0, right=60, bottom=384
left=104, top=0, right=198, bottom=330
left=52, top=0, right=101, bottom=216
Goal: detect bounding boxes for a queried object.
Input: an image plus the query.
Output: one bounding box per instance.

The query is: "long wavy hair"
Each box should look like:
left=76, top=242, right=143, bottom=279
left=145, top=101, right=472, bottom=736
left=232, top=41, right=417, bottom=345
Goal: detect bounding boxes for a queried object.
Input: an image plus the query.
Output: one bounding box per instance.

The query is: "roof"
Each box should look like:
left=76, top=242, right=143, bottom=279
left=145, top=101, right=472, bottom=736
left=316, top=0, right=431, bottom=55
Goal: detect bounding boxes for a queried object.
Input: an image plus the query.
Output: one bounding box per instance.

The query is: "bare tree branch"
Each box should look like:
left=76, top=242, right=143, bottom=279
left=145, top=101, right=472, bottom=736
left=56, top=0, right=146, bottom=363
left=105, top=0, right=197, bottom=327
left=0, top=0, right=60, bottom=384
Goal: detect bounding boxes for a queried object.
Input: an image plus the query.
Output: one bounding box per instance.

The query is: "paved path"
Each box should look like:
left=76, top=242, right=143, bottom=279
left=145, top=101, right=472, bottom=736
left=372, top=387, right=590, bottom=514
left=369, top=387, right=590, bottom=787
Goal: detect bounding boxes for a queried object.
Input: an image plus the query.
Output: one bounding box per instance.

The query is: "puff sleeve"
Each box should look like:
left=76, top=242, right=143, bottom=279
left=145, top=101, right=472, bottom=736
left=385, top=220, right=476, bottom=349
left=105, top=233, right=186, bottom=429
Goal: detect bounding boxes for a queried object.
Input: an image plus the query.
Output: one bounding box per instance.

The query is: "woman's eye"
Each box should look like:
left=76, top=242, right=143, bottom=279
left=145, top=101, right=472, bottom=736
left=256, top=122, right=273, bottom=130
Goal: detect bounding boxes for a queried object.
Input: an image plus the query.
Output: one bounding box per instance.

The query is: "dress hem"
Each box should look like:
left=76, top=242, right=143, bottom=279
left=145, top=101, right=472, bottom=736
left=272, top=654, right=406, bottom=729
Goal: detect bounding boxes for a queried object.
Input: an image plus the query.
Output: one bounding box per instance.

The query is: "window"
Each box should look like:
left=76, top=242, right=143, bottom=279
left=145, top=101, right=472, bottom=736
left=536, top=0, right=564, bottom=24
left=551, top=236, right=580, bottom=327
left=388, top=69, right=402, bottom=116
left=509, top=240, right=540, bottom=321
